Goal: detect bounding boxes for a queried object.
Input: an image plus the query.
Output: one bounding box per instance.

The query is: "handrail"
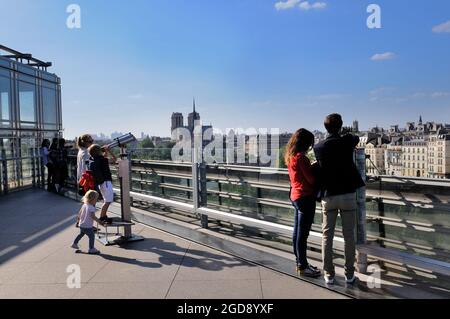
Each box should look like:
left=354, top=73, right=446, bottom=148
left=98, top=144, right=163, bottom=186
left=116, top=188, right=450, bottom=276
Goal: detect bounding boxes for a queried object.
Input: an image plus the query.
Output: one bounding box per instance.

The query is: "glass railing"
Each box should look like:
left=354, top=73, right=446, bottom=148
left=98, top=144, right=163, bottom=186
left=7, top=149, right=449, bottom=265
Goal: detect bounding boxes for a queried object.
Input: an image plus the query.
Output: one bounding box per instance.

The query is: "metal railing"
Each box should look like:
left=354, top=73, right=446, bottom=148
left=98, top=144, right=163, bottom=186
left=0, top=148, right=45, bottom=194
left=2, top=149, right=450, bottom=276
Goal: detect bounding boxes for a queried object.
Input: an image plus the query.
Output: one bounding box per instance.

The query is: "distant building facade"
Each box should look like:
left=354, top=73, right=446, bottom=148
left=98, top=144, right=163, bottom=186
left=361, top=116, right=450, bottom=179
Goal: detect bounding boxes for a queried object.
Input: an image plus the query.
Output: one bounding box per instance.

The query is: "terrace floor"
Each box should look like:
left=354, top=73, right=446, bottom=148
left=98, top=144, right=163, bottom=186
left=0, top=190, right=345, bottom=299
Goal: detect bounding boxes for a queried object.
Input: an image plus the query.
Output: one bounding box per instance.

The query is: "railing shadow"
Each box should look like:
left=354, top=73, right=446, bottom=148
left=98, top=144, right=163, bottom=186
left=0, top=190, right=80, bottom=264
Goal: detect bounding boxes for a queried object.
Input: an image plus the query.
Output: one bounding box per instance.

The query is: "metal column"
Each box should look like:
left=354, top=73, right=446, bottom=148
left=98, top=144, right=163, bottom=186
left=355, top=148, right=368, bottom=273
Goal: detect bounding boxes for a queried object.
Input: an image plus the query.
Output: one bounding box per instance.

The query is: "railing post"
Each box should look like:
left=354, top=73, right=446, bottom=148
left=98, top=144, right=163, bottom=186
left=199, top=162, right=208, bottom=228
left=355, top=148, right=368, bottom=274
left=1, top=149, right=8, bottom=195
left=377, top=198, right=386, bottom=248
left=39, top=147, right=45, bottom=189
left=31, top=148, right=36, bottom=188
left=193, top=121, right=208, bottom=228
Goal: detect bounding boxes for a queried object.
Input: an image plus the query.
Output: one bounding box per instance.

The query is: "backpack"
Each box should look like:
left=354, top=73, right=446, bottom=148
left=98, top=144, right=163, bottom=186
left=78, top=171, right=95, bottom=196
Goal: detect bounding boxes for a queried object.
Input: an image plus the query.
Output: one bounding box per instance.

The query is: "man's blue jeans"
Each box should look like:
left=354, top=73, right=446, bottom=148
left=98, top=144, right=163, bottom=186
left=292, top=196, right=316, bottom=270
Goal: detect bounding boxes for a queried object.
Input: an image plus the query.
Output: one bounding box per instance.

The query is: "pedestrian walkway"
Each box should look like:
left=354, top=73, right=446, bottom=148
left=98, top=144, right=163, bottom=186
left=0, top=190, right=346, bottom=299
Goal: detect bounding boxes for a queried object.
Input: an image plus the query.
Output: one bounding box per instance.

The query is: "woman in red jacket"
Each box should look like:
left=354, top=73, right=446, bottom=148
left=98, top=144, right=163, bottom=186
left=285, top=129, right=321, bottom=278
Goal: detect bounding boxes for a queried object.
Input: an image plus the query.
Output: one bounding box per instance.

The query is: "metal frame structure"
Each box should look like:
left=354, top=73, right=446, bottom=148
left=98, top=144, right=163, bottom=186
left=0, top=45, right=52, bottom=71
left=0, top=45, right=62, bottom=193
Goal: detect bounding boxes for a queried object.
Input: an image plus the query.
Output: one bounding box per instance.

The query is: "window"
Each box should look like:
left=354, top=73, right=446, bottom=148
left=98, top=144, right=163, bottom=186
left=19, top=81, right=36, bottom=124
left=42, top=86, right=57, bottom=127
left=0, top=75, right=10, bottom=126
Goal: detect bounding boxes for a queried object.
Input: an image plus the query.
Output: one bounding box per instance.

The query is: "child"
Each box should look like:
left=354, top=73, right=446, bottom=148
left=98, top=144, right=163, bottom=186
left=72, top=190, right=105, bottom=254
left=88, top=144, right=117, bottom=224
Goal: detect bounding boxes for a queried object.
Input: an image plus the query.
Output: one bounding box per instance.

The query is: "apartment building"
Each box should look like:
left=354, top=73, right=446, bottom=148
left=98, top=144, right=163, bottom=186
left=428, top=134, right=450, bottom=179
left=402, top=139, right=428, bottom=178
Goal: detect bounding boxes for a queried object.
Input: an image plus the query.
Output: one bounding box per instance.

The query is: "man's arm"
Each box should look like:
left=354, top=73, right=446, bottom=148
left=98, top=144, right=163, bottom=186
left=343, top=134, right=360, bottom=148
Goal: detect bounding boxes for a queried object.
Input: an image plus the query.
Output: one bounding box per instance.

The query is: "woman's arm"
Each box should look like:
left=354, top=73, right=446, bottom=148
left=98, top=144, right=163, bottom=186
left=298, top=155, right=316, bottom=185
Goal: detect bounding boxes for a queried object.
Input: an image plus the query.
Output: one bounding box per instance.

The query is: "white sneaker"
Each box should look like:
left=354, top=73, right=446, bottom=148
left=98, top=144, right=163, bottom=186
left=345, top=274, right=357, bottom=284
left=71, top=243, right=79, bottom=249
left=88, top=248, right=101, bottom=255
left=324, top=273, right=335, bottom=285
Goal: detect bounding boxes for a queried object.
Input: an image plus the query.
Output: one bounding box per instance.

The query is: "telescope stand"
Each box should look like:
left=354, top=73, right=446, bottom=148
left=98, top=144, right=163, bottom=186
left=96, top=149, right=144, bottom=246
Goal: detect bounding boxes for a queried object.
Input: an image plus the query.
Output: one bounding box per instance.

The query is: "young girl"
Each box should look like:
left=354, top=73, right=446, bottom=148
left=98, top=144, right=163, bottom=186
left=72, top=190, right=105, bottom=254
left=88, top=144, right=117, bottom=224
left=285, top=128, right=321, bottom=278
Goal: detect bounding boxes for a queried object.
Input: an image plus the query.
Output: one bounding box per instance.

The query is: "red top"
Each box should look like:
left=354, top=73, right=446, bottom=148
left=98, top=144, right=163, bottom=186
left=288, top=152, right=316, bottom=201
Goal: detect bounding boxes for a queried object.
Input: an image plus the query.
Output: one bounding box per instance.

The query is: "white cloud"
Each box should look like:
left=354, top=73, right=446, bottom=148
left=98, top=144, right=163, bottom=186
left=411, top=92, right=426, bottom=99
left=432, top=20, right=450, bottom=33
left=431, top=92, right=450, bottom=98
left=129, top=93, right=144, bottom=99
left=274, top=0, right=326, bottom=11
left=299, top=1, right=327, bottom=11
left=275, top=0, right=301, bottom=10
left=371, top=52, right=396, bottom=61
left=313, top=93, right=345, bottom=100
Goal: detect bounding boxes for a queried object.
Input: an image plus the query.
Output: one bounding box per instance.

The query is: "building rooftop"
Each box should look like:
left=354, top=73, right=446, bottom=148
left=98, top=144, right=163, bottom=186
left=0, top=190, right=345, bottom=299
left=0, top=44, right=52, bottom=72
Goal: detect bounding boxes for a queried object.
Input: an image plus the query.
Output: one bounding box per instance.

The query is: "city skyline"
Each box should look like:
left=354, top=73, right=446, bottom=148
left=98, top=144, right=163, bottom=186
left=88, top=113, right=447, bottom=140
left=1, top=0, right=449, bottom=138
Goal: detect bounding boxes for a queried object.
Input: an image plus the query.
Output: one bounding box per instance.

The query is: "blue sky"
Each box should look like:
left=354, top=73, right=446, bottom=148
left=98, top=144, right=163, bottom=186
left=1, top=0, right=449, bottom=138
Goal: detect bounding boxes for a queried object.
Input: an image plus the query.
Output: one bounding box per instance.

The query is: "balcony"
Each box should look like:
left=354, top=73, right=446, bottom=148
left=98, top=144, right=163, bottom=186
left=1, top=149, right=450, bottom=299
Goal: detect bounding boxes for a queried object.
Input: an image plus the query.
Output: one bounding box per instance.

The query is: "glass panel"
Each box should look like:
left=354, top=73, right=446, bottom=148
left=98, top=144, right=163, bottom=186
left=0, top=76, right=10, bottom=124
left=42, top=87, right=57, bottom=124
left=19, top=81, right=36, bottom=123
left=0, top=137, right=13, bottom=158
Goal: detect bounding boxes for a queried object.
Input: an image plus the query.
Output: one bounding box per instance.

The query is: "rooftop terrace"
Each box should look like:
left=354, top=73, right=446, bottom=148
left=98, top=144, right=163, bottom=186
left=0, top=190, right=346, bottom=299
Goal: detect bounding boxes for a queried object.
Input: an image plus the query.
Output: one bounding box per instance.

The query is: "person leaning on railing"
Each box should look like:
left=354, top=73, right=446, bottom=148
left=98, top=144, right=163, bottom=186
left=313, top=113, right=365, bottom=285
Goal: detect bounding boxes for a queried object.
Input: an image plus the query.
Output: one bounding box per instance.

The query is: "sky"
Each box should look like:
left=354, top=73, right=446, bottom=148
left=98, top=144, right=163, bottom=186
left=1, top=0, right=449, bottom=138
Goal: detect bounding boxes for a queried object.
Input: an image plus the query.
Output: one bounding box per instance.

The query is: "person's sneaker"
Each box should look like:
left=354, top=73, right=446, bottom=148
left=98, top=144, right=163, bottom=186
left=88, top=248, right=101, bottom=255
left=299, top=265, right=321, bottom=278
left=324, top=273, right=335, bottom=285
left=308, top=264, right=319, bottom=271
left=71, top=243, right=79, bottom=249
left=345, top=274, right=357, bottom=285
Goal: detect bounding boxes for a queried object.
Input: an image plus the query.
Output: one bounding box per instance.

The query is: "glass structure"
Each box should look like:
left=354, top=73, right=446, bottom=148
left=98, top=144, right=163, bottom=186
left=0, top=48, right=62, bottom=192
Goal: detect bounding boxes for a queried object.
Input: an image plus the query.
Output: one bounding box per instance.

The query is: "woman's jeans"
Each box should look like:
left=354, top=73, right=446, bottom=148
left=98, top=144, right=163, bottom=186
left=74, top=227, right=95, bottom=250
left=292, top=196, right=316, bottom=270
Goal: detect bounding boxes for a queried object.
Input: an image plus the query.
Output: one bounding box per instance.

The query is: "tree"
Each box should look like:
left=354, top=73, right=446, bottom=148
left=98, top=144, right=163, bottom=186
left=139, top=137, right=154, bottom=148
left=278, top=145, right=287, bottom=169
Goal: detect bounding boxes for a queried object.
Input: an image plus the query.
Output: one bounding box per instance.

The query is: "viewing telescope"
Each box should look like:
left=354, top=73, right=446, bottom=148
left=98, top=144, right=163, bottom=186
left=107, top=133, right=137, bottom=150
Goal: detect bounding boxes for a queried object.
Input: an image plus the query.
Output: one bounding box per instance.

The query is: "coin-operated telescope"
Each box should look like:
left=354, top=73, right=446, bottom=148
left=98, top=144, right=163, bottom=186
left=107, top=133, right=137, bottom=159
left=97, top=132, right=143, bottom=246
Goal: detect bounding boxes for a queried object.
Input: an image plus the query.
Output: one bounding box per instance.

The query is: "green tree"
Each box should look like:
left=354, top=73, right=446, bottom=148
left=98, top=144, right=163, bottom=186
left=139, top=137, right=154, bottom=148
left=279, top=145, right=287, bottom=168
